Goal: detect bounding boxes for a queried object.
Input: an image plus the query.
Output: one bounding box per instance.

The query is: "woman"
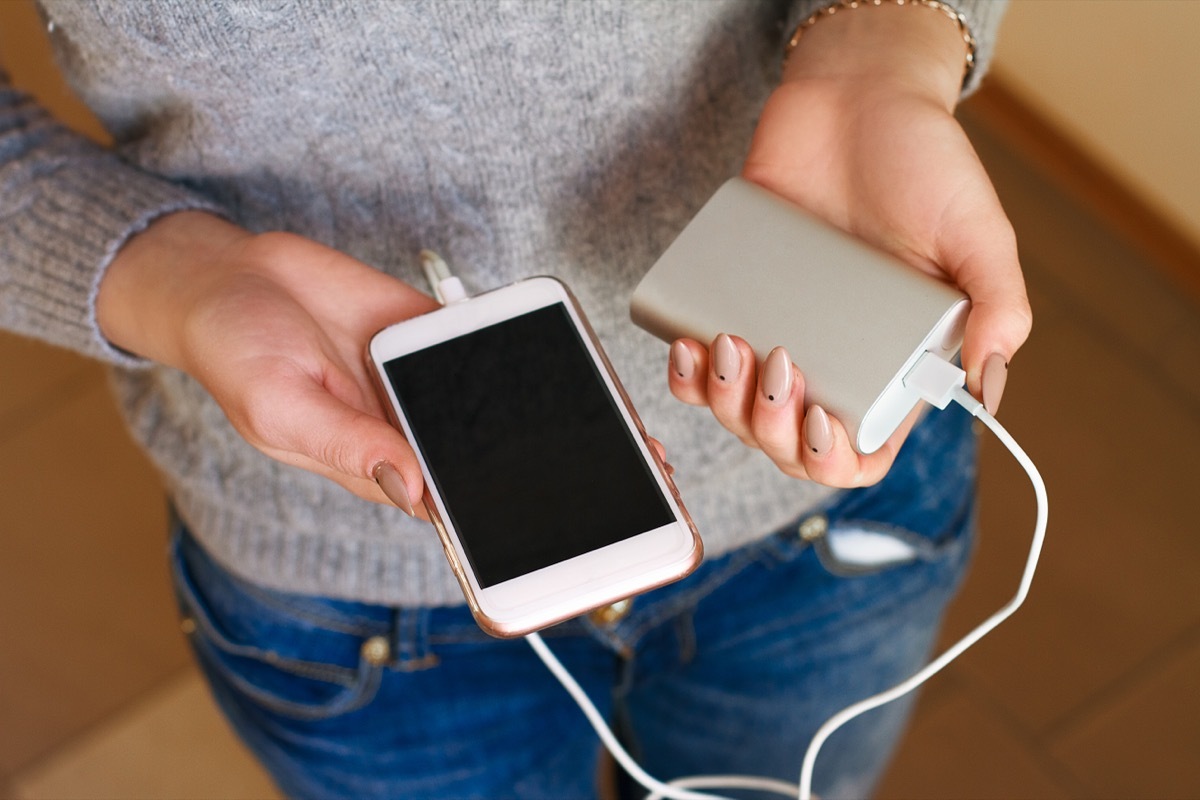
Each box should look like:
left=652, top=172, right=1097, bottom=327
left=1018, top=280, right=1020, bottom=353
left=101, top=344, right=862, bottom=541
left=1, top=1, right=1028, bottom=797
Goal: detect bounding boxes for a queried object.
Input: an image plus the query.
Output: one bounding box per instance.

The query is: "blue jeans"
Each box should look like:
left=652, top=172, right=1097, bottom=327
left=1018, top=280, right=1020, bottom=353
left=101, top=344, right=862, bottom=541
left=169, top=404, right=976, bottom=800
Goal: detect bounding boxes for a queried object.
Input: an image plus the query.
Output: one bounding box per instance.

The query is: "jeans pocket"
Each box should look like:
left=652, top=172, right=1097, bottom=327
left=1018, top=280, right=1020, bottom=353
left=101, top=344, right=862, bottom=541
left=815, top=520, right=937, bottom=578
left=814, top=494, right=976, bottom=594
left=170, top=535, right=386, bottom=722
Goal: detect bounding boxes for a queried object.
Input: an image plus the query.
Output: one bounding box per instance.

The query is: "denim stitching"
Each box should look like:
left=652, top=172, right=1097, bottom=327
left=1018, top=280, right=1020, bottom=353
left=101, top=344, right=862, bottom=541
left=674, top=611, right=697, bottom=665
left=174, top=550, right=386, bottom=718
left=606, top=546, right=762, bottom=649
left=586, top=526, right=821, bottom=653
left=711, top=565, right=940, bottom=656
left=175, top=558, right=363, bottom=686
left=711, top=518, right=972, bottom=654
left=172, top=534, right=375, bottom=689
left=194, top=634, right=384, bottom=721
left=751, top=526, right=818, bottom=567
left=233, top=579, right=390, bottom=637
left=392, top=607, right=438, bottom=668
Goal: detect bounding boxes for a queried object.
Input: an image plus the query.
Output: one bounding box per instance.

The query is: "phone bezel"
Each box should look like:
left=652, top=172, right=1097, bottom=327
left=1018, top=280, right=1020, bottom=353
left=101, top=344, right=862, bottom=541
left=368, top=276, right=701, bottom=636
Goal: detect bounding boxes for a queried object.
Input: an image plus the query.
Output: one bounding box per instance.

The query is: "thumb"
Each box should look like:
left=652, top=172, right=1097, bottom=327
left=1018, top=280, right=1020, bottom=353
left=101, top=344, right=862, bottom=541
left=941, top=220, right=1032, bottom=416
left=252, top=374, right=426, bottom=513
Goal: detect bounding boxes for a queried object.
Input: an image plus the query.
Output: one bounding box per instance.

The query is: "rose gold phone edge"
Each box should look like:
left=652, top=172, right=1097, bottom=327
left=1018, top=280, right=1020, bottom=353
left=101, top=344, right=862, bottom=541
left=366, top=277, right=702, bottom=638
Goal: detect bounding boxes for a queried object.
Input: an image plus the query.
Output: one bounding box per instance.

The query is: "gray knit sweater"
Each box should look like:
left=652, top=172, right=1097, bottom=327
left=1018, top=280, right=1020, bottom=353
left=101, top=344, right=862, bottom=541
left=1, top=0, right=1006, bottom=605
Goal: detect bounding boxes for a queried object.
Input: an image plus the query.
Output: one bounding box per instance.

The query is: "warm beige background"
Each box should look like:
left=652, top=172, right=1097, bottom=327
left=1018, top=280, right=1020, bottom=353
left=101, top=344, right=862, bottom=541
left=994, top=0, right=1200, bottom=249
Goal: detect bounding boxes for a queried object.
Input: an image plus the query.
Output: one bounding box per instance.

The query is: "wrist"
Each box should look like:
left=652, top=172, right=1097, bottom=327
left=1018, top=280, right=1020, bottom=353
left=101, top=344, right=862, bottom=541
left=782, top=0, right=970, bottom=111
left=96, top=210, right=252, bottom=367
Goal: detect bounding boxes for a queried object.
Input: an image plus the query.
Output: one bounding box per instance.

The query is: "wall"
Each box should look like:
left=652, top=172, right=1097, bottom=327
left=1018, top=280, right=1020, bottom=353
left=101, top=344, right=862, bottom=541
left=992, top=0, right=1200, bottom=250
left=0, top=0, right=107, bottom=142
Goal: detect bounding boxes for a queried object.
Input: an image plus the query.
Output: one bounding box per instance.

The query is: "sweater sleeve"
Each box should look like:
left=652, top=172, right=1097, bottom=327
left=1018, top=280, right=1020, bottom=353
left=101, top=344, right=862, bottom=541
left=785, top=0, right=1009, bottom=96
left=0, top=69, right=225, bottom=367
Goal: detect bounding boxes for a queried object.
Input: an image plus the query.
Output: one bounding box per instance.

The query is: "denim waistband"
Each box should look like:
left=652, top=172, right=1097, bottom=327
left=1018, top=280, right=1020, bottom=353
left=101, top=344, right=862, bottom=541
left=171, top=400, right=977, bottom=667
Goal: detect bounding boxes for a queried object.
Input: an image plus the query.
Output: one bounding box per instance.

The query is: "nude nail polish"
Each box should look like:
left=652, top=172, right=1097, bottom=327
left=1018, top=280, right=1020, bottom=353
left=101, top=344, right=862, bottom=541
left=670, top=341, right=694, bottom=380
left=761, top=346, right=792, bottom=405
left=982, top=353, right=1009, bottom=416
left=712, top=334, right=740, bottom=383
left=805, top=405, right=834, bottom=457
left=373, top=461, right=414, bottom=516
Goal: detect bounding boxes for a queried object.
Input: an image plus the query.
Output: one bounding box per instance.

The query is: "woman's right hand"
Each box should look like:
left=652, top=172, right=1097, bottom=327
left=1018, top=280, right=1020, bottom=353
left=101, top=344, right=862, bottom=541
left=96, top=211, right=438, bottom=513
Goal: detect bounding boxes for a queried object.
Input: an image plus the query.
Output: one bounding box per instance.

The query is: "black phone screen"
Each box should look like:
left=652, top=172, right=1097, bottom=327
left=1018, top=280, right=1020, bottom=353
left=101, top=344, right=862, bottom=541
left=383, top=303, right=675, bottom=588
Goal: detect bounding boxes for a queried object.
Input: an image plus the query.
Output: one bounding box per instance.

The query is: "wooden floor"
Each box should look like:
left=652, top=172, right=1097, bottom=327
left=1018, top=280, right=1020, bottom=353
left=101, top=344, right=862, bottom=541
left=3, top=9, right=1199, bottom=800
left=870, top=96, right=1200, bottom=798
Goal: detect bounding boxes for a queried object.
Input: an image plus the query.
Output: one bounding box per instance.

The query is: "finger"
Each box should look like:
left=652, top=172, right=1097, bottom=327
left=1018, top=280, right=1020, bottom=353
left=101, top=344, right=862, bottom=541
left=705, top=333, right=759, bottom=447
left=798, top=404, right=859, bottom=486
left=801, top=403, right=924, bottom=488
left=667, top=339, right=711, bottom=406
left=240, top=372, right=425, bottom=513
left=938, top=205, right=1032, bottom=415
left=646, top=437, right=676, bottom=478
left=961, top=291, right=1029, bottom=416
left=750, top=347, right=810, bottom=479
left=253, top=449, right=433, bottom=522
left=648, top=436, right=667, bottom=462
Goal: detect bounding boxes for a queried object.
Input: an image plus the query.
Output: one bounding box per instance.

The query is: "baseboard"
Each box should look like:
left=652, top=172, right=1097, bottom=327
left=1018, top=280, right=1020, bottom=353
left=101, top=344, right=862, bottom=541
left=960, top=78, right=1200, bottom=311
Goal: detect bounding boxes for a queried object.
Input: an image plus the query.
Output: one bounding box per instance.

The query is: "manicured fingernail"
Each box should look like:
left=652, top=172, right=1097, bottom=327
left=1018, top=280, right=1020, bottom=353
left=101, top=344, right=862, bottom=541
left=670, top=341, right=694, bottom=380
left=805, top=405, right=834, bottom=457
left=373, top=461, right=414, bottom=516
left=982, top=353, right=1009, bottom=416
left=712, top=334, right=740, bottom=383
left=761, top=346, right=792, bottom=405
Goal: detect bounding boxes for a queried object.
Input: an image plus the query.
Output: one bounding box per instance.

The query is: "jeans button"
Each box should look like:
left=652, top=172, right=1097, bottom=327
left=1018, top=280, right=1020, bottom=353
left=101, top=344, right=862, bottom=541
left=588, top=598, right=633, bottom=625
left=798, top=514, right=829, bottom=542
left=361, top=635, right=391, bottom=666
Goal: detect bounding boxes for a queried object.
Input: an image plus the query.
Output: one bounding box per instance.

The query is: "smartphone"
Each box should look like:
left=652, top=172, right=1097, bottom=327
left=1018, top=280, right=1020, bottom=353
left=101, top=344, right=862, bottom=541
left=368, top=276, right=702, bottom=637
left=632, top=177, right=969, bottom=454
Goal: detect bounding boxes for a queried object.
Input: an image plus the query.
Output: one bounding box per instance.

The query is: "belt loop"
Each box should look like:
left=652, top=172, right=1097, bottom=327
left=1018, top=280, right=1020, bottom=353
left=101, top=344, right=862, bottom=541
left=389, top=607, right=440, bottom=671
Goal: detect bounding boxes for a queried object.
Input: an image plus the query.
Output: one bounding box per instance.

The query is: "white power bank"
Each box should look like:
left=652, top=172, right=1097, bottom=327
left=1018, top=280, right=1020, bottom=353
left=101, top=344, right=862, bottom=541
left=631, top=177, right=969, bottom=454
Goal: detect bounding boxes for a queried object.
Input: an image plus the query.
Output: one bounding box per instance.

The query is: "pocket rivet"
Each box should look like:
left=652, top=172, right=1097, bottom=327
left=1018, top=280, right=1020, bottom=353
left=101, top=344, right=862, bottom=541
left=798, top=514, right=829, bottom=542
left=589, top=598, right=633, bottom=626
left=179, top=617, right=196, bottom=635
left=361, top=635, right=391, bottom=666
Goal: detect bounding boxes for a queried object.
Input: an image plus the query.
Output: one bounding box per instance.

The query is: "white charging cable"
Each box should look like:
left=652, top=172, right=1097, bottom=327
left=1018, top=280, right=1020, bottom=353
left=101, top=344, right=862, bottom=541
left=420, top=249, right=468, bottom=305
left=526, top=350, right=1048, bottom=800
left=411, top=259, right=1047, bottom=798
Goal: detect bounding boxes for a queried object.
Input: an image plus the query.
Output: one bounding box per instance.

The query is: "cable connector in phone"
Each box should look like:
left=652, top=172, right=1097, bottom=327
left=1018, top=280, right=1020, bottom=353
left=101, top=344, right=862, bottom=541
left=437, top=276, right=468, bottom=305
left=903, top=350, right=968, bottom=410
left=420, top=249, right=469, bottom=305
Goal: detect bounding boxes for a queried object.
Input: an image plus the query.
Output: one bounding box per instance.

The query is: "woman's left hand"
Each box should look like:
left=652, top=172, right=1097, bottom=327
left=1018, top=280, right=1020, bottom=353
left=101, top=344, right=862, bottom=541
left=668, top=2, right=1032, bottom=488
